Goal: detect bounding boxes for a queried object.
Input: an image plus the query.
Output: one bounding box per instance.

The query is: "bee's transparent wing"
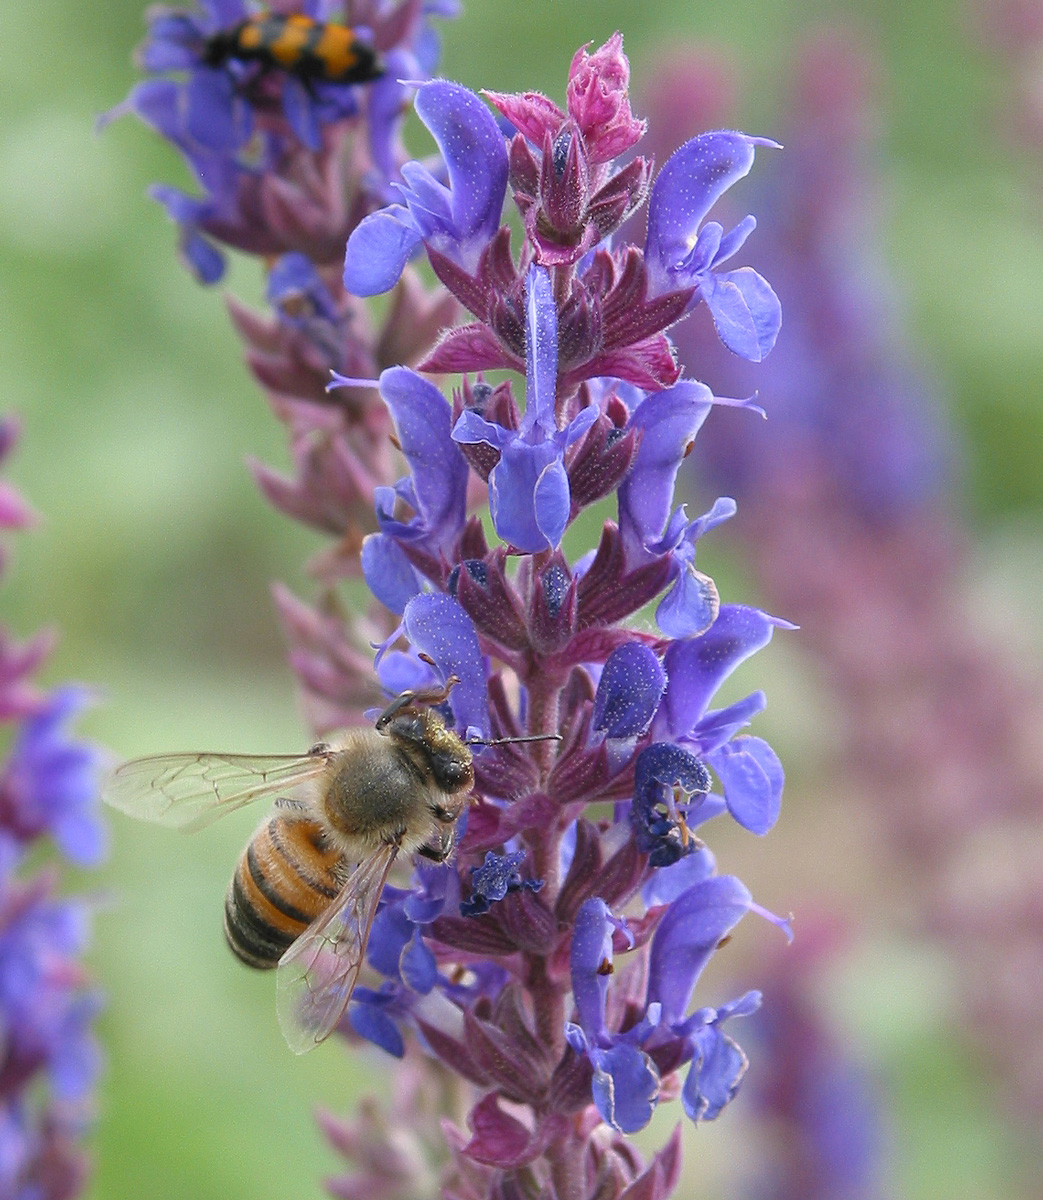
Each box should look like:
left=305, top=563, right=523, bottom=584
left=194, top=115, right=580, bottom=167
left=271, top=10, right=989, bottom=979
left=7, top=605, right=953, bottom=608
left=276, top=844, right=399, bottom=1055
left=102, top=752, right=328, bottom=833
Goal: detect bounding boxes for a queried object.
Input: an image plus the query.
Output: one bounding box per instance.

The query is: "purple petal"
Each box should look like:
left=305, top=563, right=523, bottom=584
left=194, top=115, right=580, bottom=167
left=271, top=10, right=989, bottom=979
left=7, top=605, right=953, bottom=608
left=349, top=1000, right=405, bottom=1057
left=682, top=1025, right=748, bottom=1121
left=488, top=440, right=564, bottom=552
left=376, top=650, right=436, bottom=696
left=361, top=534, right=424, bottom=615
left=700, top=267, right=782, bottom=361
left=400, top=928, right=438, bottom=993
left=378, top=368, right=468, bottom=551
left=655, top=562, right=719, bottom=639
left=641, top=846, right=717, bottom=908
left=452, top=409, right=513, bottom=450
left=55, top=808, right=107, bottom=868
left=414, top=80, right=508, bottom=247
left=662, top=606, right=793, bottom=736
left=715, top=989, right=762, bottom=1022
left=281, top=76, right=322, bottom=150
left=367, top=904, right=412, bottom=978
left=127, top=79, right=184, bottom=138
left=715, top=214, right=757, bottom=263
left=570, top=898, right=613, bottom=1041
left=647, top=876, right=752, bottom=1025
left=706, top=736, right=783, bottom=835
left=185, top=67, right=249, bottom=151
left=682, top=496, right=737, bottom=543
left=617, top=382, right=716, bottom=560
left=564, top=403, right=600, bottom=445
left=592, top=643, right=666, bottom=738
left=533, top=457, right=570, bottom=548
left=140, top=16, right=202, bottom=70
left=591, top=1043, right=660, bottom=1133
left=645, top=131, right=775, bottom=294
left=181, top=229, right=226, bottom=284
left=367, top=53, right=413, bottom=180
left=204, top=0, right=248, bottom=27
left=344, top=208, right=423, bottom=296
left=690, top=691, right=767, bottom=753
left=399, top=162, right=453, bottom=224
left=524, top=265, right=558, bottom=436
left=402, top=594, right=489, bottom=737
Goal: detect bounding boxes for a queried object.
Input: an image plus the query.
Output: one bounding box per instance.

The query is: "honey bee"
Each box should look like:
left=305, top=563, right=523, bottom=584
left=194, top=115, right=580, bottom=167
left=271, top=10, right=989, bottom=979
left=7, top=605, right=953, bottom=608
left=103, top=680, right=476, bottom=1054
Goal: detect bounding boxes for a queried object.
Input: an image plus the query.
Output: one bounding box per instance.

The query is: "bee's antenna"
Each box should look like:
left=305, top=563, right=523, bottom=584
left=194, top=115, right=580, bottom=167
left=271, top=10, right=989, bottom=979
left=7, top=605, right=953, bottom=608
left=468, top=733, right=563, bottom=747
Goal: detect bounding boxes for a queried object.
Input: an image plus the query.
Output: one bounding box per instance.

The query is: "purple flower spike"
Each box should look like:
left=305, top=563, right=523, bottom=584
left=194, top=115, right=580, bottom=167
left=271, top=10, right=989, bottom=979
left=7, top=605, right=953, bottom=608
left=344, top=80, right=509, bottom=295
left=112, top=19, right=793, bottom=1188
left=591, top=643, right=666, bottom=738
left=646, top=131, right=781, bottom=360
left=402, top=594, right=489, bottom=738
left=452, top=266, right=597, bottom=551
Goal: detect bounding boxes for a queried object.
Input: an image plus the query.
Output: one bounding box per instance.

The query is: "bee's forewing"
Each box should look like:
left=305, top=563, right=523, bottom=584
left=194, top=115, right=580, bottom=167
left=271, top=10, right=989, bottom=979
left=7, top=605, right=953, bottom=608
left=102, top=752, right=328, bottom=832
left=275, top=843, right=399, bottom=1055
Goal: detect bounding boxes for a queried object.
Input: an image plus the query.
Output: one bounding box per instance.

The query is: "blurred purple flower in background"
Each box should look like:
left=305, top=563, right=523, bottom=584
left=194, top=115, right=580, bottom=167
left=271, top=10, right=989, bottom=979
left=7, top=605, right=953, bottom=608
left=0, top=420, right=105, bottom=1200
left=739, top=921, right=890, bottom=1200
left=640, top=21, right=1043, bottom=1142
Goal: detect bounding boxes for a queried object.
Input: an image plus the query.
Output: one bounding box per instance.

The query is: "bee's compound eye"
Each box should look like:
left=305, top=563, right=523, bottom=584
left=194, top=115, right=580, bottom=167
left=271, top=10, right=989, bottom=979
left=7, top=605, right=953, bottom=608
left=432, top=754, right=473, bottom=794
left=308, top=741, right=332, bottom=756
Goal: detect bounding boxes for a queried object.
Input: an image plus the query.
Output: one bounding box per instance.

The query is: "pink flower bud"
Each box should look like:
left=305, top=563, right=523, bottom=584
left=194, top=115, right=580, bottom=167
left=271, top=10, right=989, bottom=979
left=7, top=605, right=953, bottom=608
left=566, top=33, right=646, bottom=164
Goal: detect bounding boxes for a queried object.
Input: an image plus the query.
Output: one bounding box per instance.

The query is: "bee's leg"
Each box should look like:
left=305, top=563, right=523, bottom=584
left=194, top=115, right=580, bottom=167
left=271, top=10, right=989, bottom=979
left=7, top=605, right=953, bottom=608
left=375, top=676, right=461, bottom=730
left=273, top=796, right=310, bottom=813
left=416, top=827, right=455, bottom=863
left=428, top=796, right=464, bottom=825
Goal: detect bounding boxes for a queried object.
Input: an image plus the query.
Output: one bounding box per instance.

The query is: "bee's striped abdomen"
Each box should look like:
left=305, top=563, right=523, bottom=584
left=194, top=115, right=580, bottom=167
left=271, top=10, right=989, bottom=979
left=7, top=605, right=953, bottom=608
left=224, top=814, right=344, bottom=969
left=204, top=15, right=383, bottom=85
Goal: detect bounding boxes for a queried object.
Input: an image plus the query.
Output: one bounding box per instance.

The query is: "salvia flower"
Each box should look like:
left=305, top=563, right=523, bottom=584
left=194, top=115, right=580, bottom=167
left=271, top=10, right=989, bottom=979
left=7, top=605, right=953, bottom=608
left=119, top=23, right=793, bottom=1200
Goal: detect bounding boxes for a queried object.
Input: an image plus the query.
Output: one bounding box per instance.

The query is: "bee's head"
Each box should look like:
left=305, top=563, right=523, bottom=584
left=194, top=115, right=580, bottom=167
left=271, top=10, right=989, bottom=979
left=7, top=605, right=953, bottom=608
left=382, top=708, right=474, bottom=795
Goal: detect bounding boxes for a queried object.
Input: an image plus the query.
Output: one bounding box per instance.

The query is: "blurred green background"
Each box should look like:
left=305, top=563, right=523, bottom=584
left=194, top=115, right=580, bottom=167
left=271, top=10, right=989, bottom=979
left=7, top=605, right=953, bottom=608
left=2, top=0, right=1042, bottom=1196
